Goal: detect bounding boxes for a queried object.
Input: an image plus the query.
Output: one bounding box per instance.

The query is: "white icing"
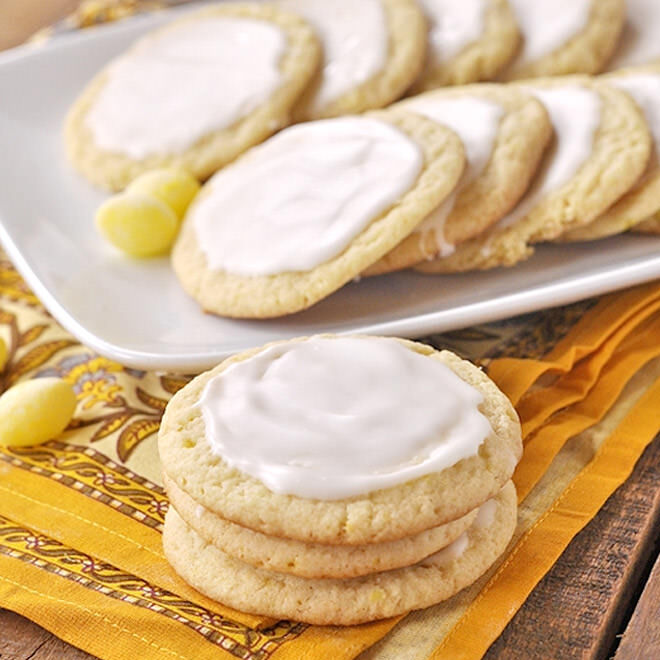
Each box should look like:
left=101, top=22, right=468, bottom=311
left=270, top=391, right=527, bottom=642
left=474, top=497, right=498, bottom=528
left=508, top=0, right=592, bottom=64
left=417, top=0, right=487, bottom=61
left=198, top=336, right=492, bottom=500
left=279, top=0, right=387, bottom=111
left=609, top=0, right=660, bottom=68
left=406, top=95, right=504, bottom=254
left=611, top=75, right=660, bottom=154
left=497, top=85, right=602, bottom=230
left=430, top=532, right=469, bottom=565
left=192, top=117, right=422, bottom=276
left=86, top=17, right=286, bottom=158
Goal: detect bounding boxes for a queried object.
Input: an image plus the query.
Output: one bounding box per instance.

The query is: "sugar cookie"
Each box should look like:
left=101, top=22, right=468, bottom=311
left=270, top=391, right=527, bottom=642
left=634, top=215, right=660, bottom=234
left=164, top=473, right=478, bottom=579
left=162, top=481, right=517, bottom=625
left=607, top=0, right=660, bottom=71
left=171, top=112, right=465, bottom=318
left=365, top=84, right=551, bottom=275
left=417, top=77, right=651, bottom=273
left=502, top=0, right=625, bottom=81
left=412, top=0, right=519, bottom=90
left=65, top=4, right=321, bottom=190
left=281, top=0, right=426, bottom=121
left=158, top=336, right=521, bottom=545
left=561, top=66, right=660, bottom=241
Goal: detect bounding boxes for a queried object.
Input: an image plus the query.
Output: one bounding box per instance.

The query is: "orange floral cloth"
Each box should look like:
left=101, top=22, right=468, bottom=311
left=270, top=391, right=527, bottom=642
left=1, top=247, right=659, bottom=660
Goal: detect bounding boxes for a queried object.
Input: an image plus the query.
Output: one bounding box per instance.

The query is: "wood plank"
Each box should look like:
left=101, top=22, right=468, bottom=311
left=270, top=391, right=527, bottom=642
left=0, top=609, right=59, bottom=659
left=0, top=608, right=97, bottom=660
left=485, top=436, right=660, bottom=660
left=29, top=635, right=97, bottom=660
left=615, top=553, right=660, bottom=660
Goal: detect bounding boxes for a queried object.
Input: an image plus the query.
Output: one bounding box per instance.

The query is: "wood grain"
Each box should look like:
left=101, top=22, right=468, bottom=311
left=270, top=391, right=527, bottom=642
left=615, top=553, right=660, bottom=660
left=0, top=609, right=96, bottom=660
left=485, top=436, right=660, bottom=660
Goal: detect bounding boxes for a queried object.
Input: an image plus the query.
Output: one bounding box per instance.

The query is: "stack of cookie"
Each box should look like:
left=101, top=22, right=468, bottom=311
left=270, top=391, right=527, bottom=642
left=159, top=335, right=522, bottom=625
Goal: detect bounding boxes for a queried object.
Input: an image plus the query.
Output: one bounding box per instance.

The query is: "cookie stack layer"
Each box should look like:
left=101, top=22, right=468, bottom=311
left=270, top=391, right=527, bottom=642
left=159, top=335, right=522, bottom=625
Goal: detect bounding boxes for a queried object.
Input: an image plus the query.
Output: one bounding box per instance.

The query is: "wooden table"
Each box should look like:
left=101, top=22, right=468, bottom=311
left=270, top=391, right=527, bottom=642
left=1, top=436, right=658, bottom=660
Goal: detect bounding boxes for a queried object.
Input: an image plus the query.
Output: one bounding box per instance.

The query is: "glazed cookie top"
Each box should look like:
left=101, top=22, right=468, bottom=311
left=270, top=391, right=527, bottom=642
left=285, top=0, right=426, bottom=120
left=158, top=336, right=522, bottom=544
left=503, top=0, right=624, bottom=80
left=65, top=3, right=321, bottom=190
left=608, top=0, right=660, bottom=70
left=84, top=5, right=316, bottom=159
left=418, top=77, right=651, bottom=273
left=197, top=336, right=491, bottom=499
left=404, top=94, right=504, bottom=257
left=171, top=110, right=465, bottom=318
left=191, top=117, right=423, bottom=277
left=413, top=0, right=519, bottom=89
left=365, top=84, right=552, bottom=274
left=562, top=67, right=660, bottom=241
left=419, top=0, right=489, bottom=64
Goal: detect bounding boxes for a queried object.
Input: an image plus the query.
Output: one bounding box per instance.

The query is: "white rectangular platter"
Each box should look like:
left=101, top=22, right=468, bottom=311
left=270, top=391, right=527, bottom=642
left=1, top=9, right=659, bottom=373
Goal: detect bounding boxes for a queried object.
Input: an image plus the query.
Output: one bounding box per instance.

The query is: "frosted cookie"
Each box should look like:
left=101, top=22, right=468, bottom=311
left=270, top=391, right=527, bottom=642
left=607, top=0, right=660, bottom=71
left=418, top=77, right=651, bottom=273
left=562, top=67, right=660, bottom=241
left=158, top=336, right=522, bottom=545
left=280, top=0, right=426, bottom=121
left=412, top=0, right=519, bottom=91
left=163, top=481, right=517, bottom=625
left=65, top=4, right=321, bottom=191
left=634, top=214, right=660, bottom=234
left=502, top=0, right=625, bottom=81
left=171, top=112, right=465, bottom=318
left=365, top=85, right=552, bottom=275
left=164, top=474, right=478, bottom=579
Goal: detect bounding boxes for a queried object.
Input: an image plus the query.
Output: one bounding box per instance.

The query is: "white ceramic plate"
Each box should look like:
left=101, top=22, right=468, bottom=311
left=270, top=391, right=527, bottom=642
left=1, top=10, right=659, bottom=373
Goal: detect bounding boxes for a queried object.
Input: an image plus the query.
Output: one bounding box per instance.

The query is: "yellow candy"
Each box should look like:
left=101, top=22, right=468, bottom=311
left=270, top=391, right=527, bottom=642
left=127, top=167, right=200, bottom=219
left=0, top=378, right=77, bottom=447
left=96, top=191, right=179, bottom=257
left=0, top=337, right=7, bottom=372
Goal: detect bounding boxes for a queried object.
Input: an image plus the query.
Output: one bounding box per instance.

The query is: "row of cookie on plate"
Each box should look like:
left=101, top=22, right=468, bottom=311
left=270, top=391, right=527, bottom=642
left=66, top=0, right=660, bottom=192
left=170, top=68, right=660, bottom=318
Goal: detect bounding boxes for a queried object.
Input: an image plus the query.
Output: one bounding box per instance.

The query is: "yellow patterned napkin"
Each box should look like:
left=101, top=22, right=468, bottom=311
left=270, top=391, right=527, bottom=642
left=0, top=247, right=659, bottom=660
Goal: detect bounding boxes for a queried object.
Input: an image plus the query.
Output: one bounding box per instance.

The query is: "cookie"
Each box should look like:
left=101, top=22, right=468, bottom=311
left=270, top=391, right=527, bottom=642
left=171, top=112, right=465, bottom=318
left=281, top=0, right=426, bottom=121
left=364, top=84, right=552, bottom=275
left=418, top=77, right=651, bottom=273
left=162, top=481, right=517, bottom=625
left=607, top=0, right=660, bottom=71
left=561, top=66, right=660, bottom=241
left=65, top=3, right=321, bottom=191
left=164, top=473, right=478, bottom=579
left=412, top=0, right=519, bottom=91
left=502, top=0, right=625, bottom=81
left=158, top=335, right=521, bottom=545
left=634, top=214, right=660, bottom=234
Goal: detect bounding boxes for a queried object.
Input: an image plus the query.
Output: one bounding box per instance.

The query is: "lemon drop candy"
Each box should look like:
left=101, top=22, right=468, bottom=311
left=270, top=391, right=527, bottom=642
left=127, top=167, right=200, bottom=220
left=96, top=191, right=179, bottom=257
left=0, top=378, right=77, bottom=447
